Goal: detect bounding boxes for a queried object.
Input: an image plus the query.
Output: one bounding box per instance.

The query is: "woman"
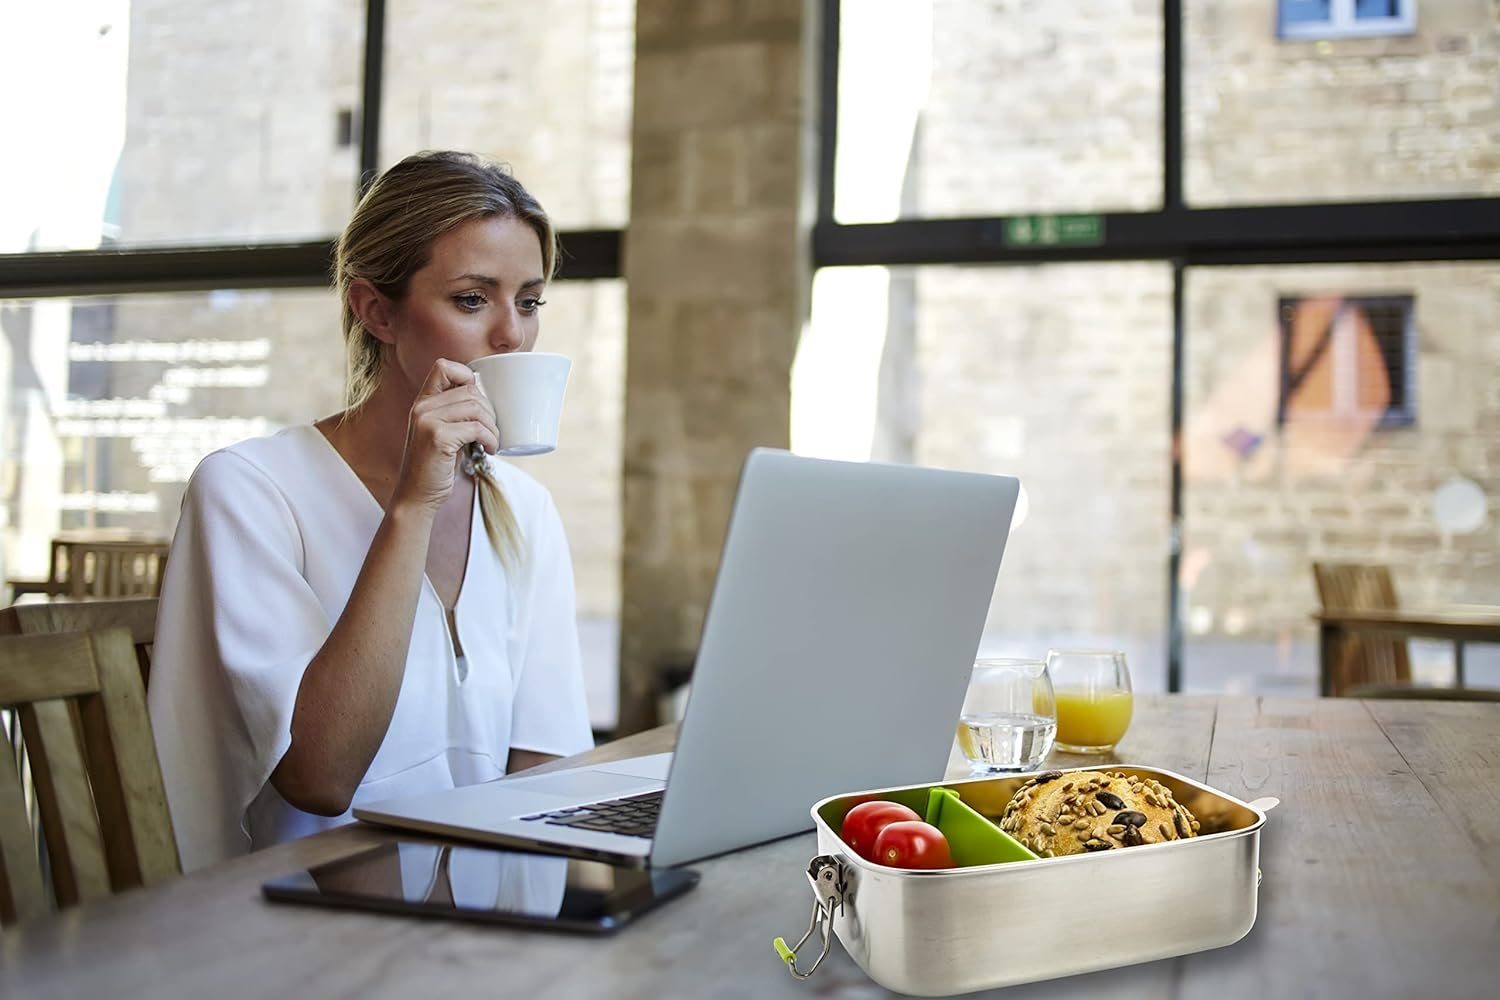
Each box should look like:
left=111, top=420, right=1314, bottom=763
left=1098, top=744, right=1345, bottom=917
left=148, top=151, right=592, bottom=871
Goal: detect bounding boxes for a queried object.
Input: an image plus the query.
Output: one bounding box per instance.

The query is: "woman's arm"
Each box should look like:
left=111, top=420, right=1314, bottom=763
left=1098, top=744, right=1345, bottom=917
left=271, top=359, right=499, bottom=815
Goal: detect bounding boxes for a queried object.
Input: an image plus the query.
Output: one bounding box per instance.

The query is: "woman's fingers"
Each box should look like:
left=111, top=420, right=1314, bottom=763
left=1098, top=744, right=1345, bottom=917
left=417, top=393, right=498, bottom=450
left=392, top=359, right=499, bottom=511
left=418, top=357, right=477, bottom=396
left=436, top=420, right=501, bottom=457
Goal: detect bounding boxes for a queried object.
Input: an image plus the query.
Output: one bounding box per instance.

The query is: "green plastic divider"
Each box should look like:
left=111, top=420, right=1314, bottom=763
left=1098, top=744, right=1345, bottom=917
left=924, top=787, right=1038, bottom=866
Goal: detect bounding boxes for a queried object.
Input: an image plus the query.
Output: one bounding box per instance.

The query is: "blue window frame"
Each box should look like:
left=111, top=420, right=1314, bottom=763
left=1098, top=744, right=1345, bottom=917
left=1278, top=0, right=1415, bottom=38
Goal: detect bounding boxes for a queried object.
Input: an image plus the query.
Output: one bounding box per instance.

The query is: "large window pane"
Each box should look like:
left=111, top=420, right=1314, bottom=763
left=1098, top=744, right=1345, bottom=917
left=1187, top=0, right=1497, bottom=205
left=0, top=1, right=364, bottom=252
left=0, top=280, right=625, bottom=728
left=834, top=0, right=1163, bottom=223
left=0, top=289, right=343, bottom=572
left=1182, top=263, right=1500, bottom=694
left=795, top=263, right=1173, bottom=687
left=381, top=0, right=635, bottom=229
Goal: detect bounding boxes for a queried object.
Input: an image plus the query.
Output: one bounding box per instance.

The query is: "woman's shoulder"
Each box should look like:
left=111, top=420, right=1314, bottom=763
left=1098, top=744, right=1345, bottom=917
left=187, top=425, right=331, bottom=502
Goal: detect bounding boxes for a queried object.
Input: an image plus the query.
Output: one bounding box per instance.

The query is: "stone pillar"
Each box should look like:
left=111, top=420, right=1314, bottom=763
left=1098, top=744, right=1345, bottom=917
left=618, top=0, right=818, bottom=734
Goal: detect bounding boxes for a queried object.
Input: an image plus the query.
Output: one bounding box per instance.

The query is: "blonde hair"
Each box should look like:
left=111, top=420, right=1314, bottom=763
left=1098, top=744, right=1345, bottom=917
left=334, top=150, right=559, bottom=569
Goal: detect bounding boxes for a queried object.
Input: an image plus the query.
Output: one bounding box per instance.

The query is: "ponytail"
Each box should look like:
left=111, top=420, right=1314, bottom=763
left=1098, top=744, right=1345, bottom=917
left=474, top=460, right=523, bottom=571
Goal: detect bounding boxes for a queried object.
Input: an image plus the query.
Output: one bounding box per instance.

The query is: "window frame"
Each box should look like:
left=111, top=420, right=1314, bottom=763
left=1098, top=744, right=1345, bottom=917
left=1276, top=293, right=1417, bottom=429
left=813, top=0, right=1500, bottom=692
left=1277, top=0, right=1417, bottom=41
left=0, top=0, right=622, bottom=297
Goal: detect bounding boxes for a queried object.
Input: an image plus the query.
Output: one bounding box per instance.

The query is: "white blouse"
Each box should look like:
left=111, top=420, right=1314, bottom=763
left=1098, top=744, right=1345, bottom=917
left=147, top=425, right=593, bottom=871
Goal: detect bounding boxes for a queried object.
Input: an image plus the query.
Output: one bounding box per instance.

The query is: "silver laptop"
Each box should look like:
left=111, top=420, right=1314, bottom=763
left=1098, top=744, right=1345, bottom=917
left=355, top=449, right=1020, bottom=868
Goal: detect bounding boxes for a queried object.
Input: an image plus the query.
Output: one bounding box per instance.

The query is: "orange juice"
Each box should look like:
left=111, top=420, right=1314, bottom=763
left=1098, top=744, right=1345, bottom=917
left=1053, top=688, right=1133, bottom=750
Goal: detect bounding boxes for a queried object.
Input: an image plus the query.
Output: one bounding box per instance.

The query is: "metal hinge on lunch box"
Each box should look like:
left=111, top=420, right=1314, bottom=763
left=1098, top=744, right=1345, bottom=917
left=773, top=856, right=848, bottom=978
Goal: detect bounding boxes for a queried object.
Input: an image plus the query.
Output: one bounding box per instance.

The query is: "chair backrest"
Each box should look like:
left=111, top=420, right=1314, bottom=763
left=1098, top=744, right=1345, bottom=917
left=0, top=598, right=158, bottom=689
left=1312, top=562, right=1412, bottom=695
left=0, top=628, right=180, bottom=925
left=48, top=540, right=168, bottom=600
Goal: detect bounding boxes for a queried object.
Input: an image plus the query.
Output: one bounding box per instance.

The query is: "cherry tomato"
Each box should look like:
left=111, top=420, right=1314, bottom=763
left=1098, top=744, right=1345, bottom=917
left=872, top=821, right=954, bottom=869
left=840, top=801, right=921, bottom=861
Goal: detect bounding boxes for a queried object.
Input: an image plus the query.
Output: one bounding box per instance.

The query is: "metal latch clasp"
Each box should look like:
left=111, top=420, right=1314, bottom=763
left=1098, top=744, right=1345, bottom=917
left=772, top=855, right=847, bottom=980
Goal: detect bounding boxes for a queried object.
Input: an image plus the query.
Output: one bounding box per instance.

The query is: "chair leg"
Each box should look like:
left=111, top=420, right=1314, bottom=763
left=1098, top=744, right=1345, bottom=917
left=1320, top=623, right=1340, bottom=697
left=1454, top=641, right=1466, bottom=687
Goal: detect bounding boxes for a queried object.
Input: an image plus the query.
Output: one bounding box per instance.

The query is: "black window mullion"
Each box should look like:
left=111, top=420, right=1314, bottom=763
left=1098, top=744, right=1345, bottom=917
left=359, top=0, right=387, bottom=196
left=1167, top=259, right=1186, bottom=694
left=817, top=0, right=840, bottom=224
left=1164, top=0, right=1183, bottom=213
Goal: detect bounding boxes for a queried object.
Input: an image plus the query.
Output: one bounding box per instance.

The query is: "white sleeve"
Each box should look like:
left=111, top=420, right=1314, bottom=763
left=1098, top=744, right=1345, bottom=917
left=507, top=492, right=594, bottom=758
left=147, top=450, right=330, bottom=870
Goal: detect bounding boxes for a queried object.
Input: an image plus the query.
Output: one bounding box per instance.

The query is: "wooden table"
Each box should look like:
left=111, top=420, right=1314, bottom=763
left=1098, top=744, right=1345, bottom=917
left=3, top=695, right=1497, bottom=998
left=1316, top=605, right=1500, bottom=693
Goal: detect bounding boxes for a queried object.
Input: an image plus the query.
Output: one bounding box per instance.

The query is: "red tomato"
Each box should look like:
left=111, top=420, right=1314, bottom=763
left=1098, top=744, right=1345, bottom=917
left=840, top=801, right=921, bottom=861
left=872, top=821, right=954, bottom=869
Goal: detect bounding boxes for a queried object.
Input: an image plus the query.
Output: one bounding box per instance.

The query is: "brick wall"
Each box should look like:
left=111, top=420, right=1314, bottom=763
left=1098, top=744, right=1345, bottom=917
left=1185, top=0, right=1500, bottom=205
left=916, top=0, right=1164, bottom=215
left=380, top=0, right=633, bottom=228
left=1183, top=262, right=1500, bottom=643
left=901, top=263, right=1173, bottom=672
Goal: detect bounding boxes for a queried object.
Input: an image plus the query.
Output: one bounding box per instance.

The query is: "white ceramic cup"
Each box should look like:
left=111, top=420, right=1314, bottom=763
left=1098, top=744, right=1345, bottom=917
left=467, top=352, right=572, bottom=456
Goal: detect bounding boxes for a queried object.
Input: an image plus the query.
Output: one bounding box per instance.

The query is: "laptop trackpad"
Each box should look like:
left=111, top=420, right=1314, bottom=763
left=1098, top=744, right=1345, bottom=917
left=515, top=767, right=663, bottom=801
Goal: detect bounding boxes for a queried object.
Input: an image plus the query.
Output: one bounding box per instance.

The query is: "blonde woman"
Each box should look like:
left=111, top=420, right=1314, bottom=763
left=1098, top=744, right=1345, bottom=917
left=149, top=151, right=592, bottom=871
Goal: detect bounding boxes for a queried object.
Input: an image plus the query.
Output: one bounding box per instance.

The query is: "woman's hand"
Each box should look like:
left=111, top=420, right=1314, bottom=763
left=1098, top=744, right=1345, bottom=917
left=391, top=359, right=499, bottom=513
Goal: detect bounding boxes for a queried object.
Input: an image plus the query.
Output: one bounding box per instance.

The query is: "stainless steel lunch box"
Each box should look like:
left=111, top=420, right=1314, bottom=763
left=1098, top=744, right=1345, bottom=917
left=792, top=765, right=1277, bottom=997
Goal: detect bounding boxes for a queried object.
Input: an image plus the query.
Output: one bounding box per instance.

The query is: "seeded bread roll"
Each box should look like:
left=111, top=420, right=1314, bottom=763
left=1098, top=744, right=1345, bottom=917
left=999, top=769, right=1200, bottom=858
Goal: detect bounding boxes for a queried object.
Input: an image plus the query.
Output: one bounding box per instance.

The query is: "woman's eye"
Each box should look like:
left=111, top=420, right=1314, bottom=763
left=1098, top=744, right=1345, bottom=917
left=454, top=293, right=487, bottom=312
left=519, top=297, right=548, bottom=315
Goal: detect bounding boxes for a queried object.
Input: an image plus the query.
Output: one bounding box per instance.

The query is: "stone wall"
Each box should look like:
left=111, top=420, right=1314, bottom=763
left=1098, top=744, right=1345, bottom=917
left=916, top=0, right=1164, bottom=215
left=380, top=0, right=633, bottom=228
left=618, top=0, right=817, bottom=732
left=1183, top=262, right=1500, bottom=641
left=118, top=0, right=365, bottom=244
left=904, top=263, right=1174, bottom=674
left=1185, top=0, right=1500, bottom=205
left=869, top=0, right=1500, bottom=216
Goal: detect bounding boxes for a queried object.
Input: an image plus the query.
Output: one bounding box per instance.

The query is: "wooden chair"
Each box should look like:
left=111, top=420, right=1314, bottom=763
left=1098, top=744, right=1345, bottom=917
left=0, top=628, right=180, bottom=925
left=0, top=598, right=158, bottom=690
left=49, top=539, right=169, bottom=599
left=1312, top=562, right=1411, bottom=696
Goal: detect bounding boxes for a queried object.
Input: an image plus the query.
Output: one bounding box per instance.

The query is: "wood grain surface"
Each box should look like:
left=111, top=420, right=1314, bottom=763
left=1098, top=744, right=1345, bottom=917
left=1, top=695, right=1496, bottom=999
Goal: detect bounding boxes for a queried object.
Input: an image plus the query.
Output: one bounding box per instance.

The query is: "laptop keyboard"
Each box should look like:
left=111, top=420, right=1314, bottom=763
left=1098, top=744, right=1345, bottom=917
left=519, top=790, right=663, bottom=839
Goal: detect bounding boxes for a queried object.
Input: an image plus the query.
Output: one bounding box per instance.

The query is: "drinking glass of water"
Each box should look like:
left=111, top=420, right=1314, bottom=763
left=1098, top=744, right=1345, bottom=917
left=955, top=658, right=1057, bottom=773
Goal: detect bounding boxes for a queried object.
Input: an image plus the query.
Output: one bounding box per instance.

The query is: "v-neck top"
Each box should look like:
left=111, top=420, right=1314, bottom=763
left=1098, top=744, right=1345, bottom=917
left=147, top=425, right=593, bottom=872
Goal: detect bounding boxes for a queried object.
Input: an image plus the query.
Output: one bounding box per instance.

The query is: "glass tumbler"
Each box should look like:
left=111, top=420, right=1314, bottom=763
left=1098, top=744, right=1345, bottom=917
left=1045, top=649, right=1134, bottom=753
left=955, top=658, right=1057, bottom=773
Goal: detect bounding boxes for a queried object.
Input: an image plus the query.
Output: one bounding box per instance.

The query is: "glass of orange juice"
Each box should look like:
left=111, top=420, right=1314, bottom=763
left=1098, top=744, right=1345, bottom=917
left=1044, top=649, right=1133, bottom=753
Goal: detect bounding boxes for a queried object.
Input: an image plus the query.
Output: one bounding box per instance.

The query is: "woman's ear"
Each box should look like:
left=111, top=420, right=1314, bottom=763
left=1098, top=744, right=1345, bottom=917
left=348, top=279, right=399, bottom=345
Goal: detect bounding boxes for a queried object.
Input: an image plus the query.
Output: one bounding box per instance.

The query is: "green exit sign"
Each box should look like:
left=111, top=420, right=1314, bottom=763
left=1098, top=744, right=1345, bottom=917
left=1003, top=214, right=1105, bottom=247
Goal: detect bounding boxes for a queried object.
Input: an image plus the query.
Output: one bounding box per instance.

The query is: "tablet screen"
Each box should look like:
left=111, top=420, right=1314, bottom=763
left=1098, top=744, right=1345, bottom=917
left=263, top=841, right=698, bottom=933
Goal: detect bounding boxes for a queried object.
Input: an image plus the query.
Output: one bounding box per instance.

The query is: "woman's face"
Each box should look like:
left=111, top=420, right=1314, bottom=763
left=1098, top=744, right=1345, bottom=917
left=383, top=214, right=547, bottom=395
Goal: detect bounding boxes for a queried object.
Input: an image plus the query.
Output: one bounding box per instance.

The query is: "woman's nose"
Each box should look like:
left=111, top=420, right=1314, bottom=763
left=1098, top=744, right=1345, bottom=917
left=488, top=307, right=524, bottom=353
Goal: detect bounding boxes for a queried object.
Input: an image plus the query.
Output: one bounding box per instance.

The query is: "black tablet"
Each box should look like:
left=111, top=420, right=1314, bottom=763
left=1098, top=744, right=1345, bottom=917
left=262, top=840, right=698, bottom=934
